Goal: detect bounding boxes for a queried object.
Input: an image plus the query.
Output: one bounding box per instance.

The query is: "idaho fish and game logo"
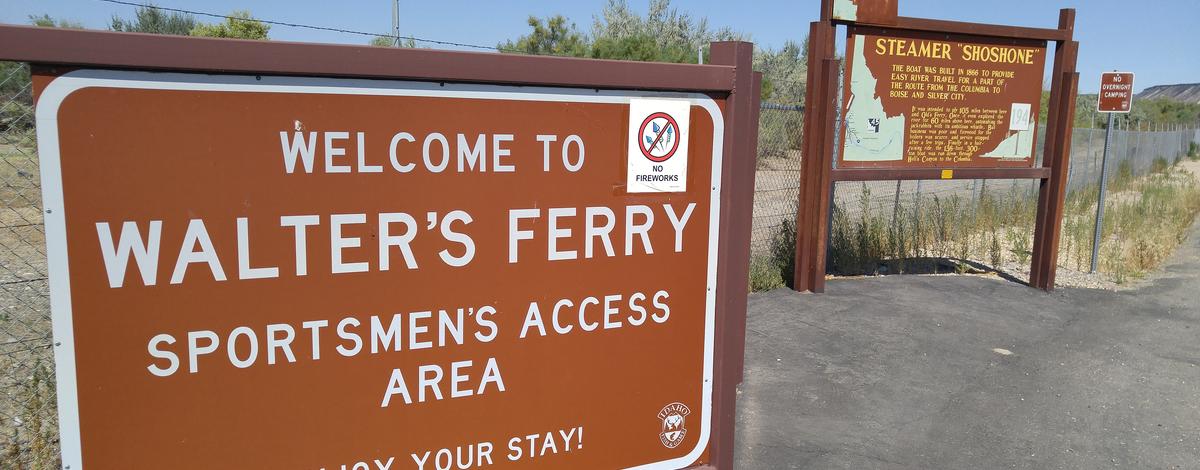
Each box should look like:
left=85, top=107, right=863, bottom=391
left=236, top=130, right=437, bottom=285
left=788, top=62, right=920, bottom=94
left=657, top=402, right=691, bottom=449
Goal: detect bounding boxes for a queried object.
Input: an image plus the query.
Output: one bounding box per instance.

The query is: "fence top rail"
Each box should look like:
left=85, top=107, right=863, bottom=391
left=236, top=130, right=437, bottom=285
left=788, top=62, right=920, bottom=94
left=761, top=102, right=805, bottom=112
left=0, top=24, right=738, bottom=92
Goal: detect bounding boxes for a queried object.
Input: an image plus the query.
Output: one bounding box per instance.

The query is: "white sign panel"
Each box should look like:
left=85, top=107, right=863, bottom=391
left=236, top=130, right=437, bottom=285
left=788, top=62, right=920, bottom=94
left=627, top=99, right=690, bottom=193
left=1009, top=103, right=1032, bottom=131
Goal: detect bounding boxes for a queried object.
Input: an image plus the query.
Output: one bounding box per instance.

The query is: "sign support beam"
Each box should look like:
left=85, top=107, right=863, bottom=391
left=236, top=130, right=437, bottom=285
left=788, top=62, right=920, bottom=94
left=707, top=40, right=761, bottom=470
left=1091, top=112, right=1116, bottom=273
left=1030, top=9, right=1079, bottom=290
left=794, top=21, right=838, bottom=294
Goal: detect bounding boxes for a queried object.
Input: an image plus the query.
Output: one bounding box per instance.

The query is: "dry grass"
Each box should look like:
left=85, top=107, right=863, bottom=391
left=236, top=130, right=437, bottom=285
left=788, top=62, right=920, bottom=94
left=751, top=147, right=1200, bottom=291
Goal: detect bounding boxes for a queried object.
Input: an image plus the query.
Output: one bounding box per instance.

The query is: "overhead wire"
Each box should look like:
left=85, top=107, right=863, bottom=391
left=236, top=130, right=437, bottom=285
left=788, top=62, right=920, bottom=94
left=95, top=0, right=502, bottom=51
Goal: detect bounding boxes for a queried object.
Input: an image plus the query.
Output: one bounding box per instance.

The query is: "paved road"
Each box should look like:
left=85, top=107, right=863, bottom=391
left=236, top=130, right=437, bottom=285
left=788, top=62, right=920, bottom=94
left=735, top=222, right=1200, bottom=469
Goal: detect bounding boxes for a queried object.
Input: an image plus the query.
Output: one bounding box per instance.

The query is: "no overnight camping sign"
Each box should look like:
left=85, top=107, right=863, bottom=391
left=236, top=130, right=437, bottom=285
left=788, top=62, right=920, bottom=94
left=35, top=70, right=722, bottom=469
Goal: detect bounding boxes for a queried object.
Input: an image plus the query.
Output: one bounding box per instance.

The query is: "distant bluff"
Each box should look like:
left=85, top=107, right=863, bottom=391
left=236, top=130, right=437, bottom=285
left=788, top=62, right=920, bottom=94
left=1138, top=83, right=1200, bottom=104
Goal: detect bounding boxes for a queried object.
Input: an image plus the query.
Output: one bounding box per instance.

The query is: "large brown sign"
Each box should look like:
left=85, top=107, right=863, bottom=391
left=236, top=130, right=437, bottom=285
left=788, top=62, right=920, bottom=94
left=839, top=27, right=1048, bottom=168
left=37, top=70, right=725, bottom=469
left=1097, top=71, right=1135, bottom=113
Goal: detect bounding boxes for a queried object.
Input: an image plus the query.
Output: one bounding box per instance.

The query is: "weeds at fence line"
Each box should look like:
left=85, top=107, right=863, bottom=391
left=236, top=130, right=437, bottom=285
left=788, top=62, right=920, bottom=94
left=1109, top=158, right=1135, bottom=192
left=786, top=157, right=1200, bottom=288
left=0, top=359, right=58, bottom=470
left=749, top=218, right=796, bottom=291
left=1101, top=169, right=1200, bottom=279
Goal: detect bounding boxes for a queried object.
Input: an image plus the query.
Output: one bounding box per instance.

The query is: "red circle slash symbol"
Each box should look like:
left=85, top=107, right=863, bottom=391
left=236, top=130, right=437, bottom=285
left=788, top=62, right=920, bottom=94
left=638, top=112, right=681, bottom=163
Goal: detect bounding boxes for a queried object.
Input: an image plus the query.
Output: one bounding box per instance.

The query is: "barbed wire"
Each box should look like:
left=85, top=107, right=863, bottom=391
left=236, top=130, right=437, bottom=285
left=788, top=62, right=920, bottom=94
left=96, top=0, right=502, bottom=51
left=88, top=0, right=738, bottom=59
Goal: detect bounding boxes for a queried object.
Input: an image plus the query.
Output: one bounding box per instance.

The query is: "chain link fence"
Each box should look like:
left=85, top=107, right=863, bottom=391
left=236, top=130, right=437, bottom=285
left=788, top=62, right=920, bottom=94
left=825, top=122, right=1200, bottom=276
left=751, top=104, right=804, bottom=253
left=0, top=61, right=58, bottom=470
left=750, top=101, right=1200, bottom=286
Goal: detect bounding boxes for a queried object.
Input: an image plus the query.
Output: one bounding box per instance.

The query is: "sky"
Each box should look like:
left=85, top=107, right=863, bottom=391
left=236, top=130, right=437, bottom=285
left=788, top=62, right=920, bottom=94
left=3, top=0, right=1197, bottom=93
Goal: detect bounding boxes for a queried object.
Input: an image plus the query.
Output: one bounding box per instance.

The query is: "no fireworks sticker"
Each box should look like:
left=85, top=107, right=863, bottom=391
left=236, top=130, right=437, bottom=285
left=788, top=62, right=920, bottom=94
left=627, top=99, right=690, bottom=193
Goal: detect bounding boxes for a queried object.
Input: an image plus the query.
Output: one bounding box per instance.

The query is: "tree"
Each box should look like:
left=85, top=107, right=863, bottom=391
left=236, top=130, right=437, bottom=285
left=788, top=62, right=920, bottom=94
left=754, top=39, right=807, bottom=104
left=500, top=1, right=743, bottom=63
left=109, top=5, right=269, bottom=40
left=369, top=35, right=417, bottom=48
left=110, top=4, right=196, bottom=35
left=3, top=14, right=85, bottom=131
left=591, top=0, right=741, bottom=60
left=498, top=15, right=588, bottom=57
left=1121, top=97, right=1200, bottom=127
left=589, top=33, right=692, bottom=63
left=189, top=11, right=270, bottom=40
left=29, top=14, right=84, bottom=29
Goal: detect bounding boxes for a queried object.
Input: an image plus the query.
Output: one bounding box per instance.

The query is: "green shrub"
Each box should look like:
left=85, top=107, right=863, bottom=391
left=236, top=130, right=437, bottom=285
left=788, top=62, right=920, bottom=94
left=0, top=99, right=32, bottom=133
left=769, top=218, right=797, bottom=288
left=1151, top=156, right=1170, bottom=174
left=748, top=255, right=785, bottom=292
left=1110, top=159, right=1135, bottom=191
left=749, top=219, right=797, bottom=292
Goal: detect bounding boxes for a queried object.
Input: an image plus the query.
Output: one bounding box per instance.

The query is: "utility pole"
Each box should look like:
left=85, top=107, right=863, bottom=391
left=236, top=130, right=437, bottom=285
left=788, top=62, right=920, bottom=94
left=392, top=0, right=401, bottom=46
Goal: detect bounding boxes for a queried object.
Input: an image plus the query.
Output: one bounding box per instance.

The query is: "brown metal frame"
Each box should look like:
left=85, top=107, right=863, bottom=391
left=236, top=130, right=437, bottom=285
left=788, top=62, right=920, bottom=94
left=0, top=25, right=759, bottom=470
left=795, top=3, right=1080, bottom=293
left=0, top=25, right=735, bottom=92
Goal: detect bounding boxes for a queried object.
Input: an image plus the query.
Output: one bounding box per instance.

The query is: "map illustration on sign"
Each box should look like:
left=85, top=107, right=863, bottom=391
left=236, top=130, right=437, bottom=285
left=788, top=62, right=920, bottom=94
left=842, top=35, right=906, bottom=163
left=840, top=28, right=1047, bottom=168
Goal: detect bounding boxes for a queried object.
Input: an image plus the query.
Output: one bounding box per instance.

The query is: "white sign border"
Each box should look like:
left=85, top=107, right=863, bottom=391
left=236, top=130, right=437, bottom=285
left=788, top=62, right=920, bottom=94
left=35, top=69, right=725, bottom=470
left=1097, top=71, right=1136, bottom=114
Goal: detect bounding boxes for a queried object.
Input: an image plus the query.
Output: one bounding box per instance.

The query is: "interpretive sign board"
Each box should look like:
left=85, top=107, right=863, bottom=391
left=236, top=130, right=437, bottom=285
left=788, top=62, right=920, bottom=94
left=36, top=69, right=726, bottom=469
left=1097, top=72, right=1135, bottom=113
left=839, top=28, right=1048, bottom=168
left=797, top=0, right=1081, bottom=293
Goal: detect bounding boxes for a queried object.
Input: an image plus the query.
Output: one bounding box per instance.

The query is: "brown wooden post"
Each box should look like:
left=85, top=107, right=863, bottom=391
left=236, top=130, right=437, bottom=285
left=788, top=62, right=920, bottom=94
left=793, top=23, right=820, bottom=293
left=810, top=58, right=841, bottom=293
left=793, top=21, right=837, bottom=293
left=1030, top=9, right=1079, bottom=290
left=708, top=41, right=759, bottom=469
left=1054, top=64, right=1082, bottom=288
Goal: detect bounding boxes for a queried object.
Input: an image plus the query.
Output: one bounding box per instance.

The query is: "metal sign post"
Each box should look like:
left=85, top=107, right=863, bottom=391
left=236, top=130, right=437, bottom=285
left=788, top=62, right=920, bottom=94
left=1090, top=71, right=1135, bottom=273
left=1091, top=112, right=1116, bottom=272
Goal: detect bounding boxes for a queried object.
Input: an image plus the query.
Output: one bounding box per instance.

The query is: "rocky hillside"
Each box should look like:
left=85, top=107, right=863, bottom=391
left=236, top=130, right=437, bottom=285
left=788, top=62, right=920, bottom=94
left=1138, top=83, right=1200, bottom=104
